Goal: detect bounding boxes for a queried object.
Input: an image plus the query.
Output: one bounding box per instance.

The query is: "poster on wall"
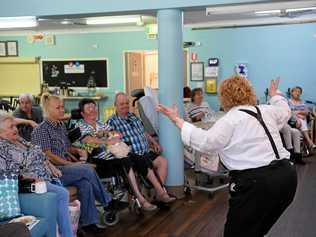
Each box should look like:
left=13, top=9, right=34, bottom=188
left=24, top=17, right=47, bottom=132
left=235, top=63, right=248, bottom=78
left=205, top=58, right=219, bottom=94
left=190, top=62, right=204, bottom=81
left=205, top=78, right=217, bottom=94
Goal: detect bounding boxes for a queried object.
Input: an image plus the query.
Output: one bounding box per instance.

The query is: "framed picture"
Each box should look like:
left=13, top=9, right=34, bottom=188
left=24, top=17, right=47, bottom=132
left=0, top=41, right=6, bottom=57
left=190, top=62, right=204, bottom=81
left=6, top=41, right=18, bottom=56
left=205, top=78, right=217, bottom=94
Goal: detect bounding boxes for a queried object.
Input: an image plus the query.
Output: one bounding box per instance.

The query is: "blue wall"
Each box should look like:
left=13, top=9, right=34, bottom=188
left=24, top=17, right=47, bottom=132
left=1, top=22, right=315, bottom=111
left=186, top=23, right=316, bottom=109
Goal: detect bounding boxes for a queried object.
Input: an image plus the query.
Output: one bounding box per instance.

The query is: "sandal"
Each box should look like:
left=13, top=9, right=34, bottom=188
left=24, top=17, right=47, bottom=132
left=141, top=201, right=157, bottom=211
left=156, top=193, right=176, bottom=203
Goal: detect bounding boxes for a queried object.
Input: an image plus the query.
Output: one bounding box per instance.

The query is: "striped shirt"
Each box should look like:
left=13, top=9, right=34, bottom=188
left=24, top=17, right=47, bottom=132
left=76, top=119, right=114, bottom=160
left=185, top=101, right=214, bottom=122
left=288, top=99, right=308, bottom=113
left=107, top=112, right=149, bottom=155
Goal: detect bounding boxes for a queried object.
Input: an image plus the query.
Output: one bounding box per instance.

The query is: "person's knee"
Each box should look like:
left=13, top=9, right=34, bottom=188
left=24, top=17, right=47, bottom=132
left=157, top=156, right=167, bottom=168
left=59, top=186, right=70, bottom=203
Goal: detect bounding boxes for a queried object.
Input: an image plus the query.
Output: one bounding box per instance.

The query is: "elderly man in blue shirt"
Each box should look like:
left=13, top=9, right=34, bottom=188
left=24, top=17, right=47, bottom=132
left=107, top=93, right=169, bottom=185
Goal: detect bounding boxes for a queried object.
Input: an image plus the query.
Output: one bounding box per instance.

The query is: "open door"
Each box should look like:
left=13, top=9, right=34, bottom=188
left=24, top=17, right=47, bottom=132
left=125, top=52, right=144, bottom=113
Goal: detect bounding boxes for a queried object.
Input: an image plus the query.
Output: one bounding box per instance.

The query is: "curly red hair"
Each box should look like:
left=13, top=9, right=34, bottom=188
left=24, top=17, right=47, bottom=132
left=219, top=75, right=257, bottom=111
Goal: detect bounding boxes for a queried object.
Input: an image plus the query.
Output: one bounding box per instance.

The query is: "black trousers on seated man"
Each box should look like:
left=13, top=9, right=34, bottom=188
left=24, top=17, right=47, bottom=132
left=224, top=159, right=297, bottom=237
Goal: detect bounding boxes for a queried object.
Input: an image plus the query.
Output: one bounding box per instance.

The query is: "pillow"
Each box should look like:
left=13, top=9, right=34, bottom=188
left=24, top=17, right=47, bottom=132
left=0, top=172, right=21, bottom=221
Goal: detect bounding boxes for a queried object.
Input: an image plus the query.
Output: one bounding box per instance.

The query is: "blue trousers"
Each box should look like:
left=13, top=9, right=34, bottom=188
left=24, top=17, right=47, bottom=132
left=46, top=182, right=73, bottom=237
left=59, top=164, right=112, bottom=226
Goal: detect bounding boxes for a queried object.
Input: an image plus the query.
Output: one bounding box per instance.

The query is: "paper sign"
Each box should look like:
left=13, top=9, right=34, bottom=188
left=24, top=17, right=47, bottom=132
left=205, top=67, right=218, bottom=77
left=64, top=64, right=85, bottom=74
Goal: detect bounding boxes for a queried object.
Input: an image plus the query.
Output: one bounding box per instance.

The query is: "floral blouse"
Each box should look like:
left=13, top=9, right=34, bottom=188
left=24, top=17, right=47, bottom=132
left=0, top=137, right=52, bottom=181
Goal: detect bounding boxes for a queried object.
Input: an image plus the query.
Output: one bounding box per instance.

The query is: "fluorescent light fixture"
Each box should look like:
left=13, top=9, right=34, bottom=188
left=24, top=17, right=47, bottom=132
left=255, top=10, right=281, bottom=15
left=86, top=15, right=142, bottom=25
left=0, top=16, right=37, bottom=29
left=287, top=7, right=316, bottom=12
left=206, top=0, right=316, bottom=15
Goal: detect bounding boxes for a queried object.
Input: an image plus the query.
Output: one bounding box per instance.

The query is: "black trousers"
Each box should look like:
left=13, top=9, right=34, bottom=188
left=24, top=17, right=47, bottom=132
left=224, top=159, right=297, bottom=237
left=90, top=153, right=154, bottom=179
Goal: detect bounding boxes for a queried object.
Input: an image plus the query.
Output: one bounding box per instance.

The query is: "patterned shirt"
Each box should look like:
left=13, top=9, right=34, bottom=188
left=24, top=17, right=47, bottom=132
left=107, top=112, right=149, bottom=155
left=76, top=119, right=114, bottom=160
left=31, top=120, right=71, bottom=160
left=13, top=106, right=43, bottom=141
left=0, top=137, right=52, bottom=181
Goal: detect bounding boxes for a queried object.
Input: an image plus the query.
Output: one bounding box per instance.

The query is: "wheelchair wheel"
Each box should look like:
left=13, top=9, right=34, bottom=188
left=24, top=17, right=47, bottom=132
left=103, top=211, right=119, bottom=226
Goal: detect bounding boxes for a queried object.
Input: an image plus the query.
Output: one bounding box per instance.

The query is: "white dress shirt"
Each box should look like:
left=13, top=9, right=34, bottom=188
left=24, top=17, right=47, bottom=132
left=181, top=95, right=291, bottom=170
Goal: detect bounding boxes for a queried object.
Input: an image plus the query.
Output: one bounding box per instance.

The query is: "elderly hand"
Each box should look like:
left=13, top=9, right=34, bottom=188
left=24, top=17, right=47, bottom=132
left=106, top=137, right=121, bottom=145
left=28, top=120, right=38, bottom=128
left=152, top=142, right=162, bottom=153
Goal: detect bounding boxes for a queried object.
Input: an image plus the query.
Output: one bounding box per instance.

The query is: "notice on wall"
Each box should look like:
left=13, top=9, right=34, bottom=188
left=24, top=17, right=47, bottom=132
left=205, top=67, right=218, bottom=77
left=64, top=63, right=85, bottom=74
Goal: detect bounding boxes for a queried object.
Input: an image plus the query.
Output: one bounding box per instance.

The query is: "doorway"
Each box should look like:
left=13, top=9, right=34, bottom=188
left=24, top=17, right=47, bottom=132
left=124, top=50, right=189, bottom=98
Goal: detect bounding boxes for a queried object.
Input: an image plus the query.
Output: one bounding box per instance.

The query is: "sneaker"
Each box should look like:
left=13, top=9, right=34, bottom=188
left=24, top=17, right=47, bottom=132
left=81, top=224, right=106, bottom=233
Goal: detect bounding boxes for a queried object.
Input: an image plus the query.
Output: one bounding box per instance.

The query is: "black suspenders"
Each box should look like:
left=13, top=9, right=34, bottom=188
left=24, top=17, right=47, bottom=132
left=239, top=106, right=280, bottom=160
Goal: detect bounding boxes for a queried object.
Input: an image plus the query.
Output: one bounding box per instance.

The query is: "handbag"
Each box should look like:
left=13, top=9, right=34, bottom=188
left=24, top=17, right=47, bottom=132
left=108, top=142, right=130, bottom=159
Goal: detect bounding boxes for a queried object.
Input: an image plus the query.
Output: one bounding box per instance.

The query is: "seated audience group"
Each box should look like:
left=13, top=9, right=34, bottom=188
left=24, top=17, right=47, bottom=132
left=0, top=91, right=175, bottom=236
left=1, top=83, right=315, bottom=236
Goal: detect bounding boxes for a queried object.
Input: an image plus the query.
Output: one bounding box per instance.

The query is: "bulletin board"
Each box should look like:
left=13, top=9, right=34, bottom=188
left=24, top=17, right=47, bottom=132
left=41, top=58, right=108, bottom=88
left=0, top=57, right=41, bottom=96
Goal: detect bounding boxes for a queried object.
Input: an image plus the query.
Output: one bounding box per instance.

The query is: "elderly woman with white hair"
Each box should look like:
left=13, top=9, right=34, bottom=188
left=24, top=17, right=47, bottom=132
left=157, top=76, right=297, bottom=237
left=0, top=112, right=73, bottom=237
left=13, top=93, right=43, bottom=141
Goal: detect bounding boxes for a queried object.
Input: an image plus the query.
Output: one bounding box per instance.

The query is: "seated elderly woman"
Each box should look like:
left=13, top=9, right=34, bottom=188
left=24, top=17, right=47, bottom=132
left=75, top=98, right=157, bottom=211
left=289, top=86, right=316, bottom=150
left=280, top=123, right=304, bottom=165
left=31, top=93, right=113, bottom=233
left=184, top=88, right=215, bottom=122
left=0, top=112, right=73, bottom=237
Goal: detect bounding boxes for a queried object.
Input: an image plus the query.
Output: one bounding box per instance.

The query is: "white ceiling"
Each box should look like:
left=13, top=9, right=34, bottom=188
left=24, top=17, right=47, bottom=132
left=0, top=0, right=316, bottom=34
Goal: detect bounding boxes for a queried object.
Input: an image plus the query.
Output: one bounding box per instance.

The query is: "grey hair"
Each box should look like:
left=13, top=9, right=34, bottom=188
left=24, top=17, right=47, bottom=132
left=114, top=92, right=128, bottom=106
left=19, top=93, right=33, bottom=102
left=0, top=111, right=14, bottom=130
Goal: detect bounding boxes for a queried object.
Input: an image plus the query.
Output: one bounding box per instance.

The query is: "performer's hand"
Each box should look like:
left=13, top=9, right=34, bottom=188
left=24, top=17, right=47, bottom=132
left=269, top=77, right=280, bottom=97
left=156, top=104, right=184, bottom=129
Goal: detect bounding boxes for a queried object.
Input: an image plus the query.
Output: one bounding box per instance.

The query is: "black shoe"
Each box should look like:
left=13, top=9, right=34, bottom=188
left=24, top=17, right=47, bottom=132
left=81, top=224, right=106, bottom=234
left=104, top=199, right=129, bottom=212
left=294, top=153, right=306, bottom=165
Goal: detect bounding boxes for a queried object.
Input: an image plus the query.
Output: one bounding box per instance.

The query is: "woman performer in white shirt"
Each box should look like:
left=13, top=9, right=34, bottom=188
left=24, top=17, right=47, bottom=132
left=157, top=75, right=297, bottom=237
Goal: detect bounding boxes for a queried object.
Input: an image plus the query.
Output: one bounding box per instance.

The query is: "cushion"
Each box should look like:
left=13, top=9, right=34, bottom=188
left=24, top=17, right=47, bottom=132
left=0, top=172, right=21, bottom=221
